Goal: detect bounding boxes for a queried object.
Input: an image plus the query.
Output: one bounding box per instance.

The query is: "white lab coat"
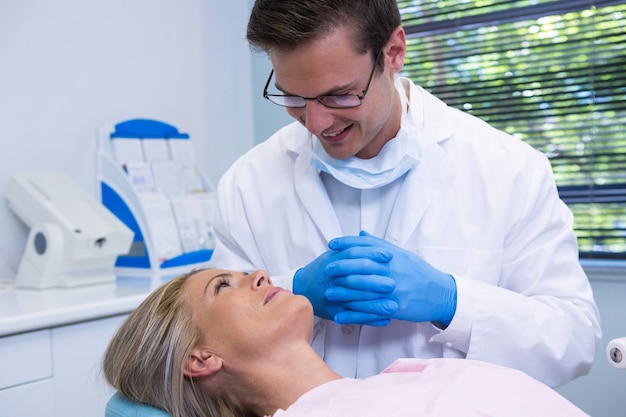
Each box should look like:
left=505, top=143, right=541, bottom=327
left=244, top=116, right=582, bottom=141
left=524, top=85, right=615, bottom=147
left=209, top=78, right=601, bottom=388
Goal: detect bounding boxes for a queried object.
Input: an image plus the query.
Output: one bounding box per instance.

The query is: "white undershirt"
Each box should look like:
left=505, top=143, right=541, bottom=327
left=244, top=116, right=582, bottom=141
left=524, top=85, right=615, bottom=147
left=316, top=75, right=413, bottom=377
left=320, top=171, right=404, bottom=237
left=319, top=171, right=405, bottom=376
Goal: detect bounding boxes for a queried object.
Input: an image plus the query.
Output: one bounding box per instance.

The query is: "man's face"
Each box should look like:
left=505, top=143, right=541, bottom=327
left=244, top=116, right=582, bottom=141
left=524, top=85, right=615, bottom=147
left=268, top=26, right=403, bottom=160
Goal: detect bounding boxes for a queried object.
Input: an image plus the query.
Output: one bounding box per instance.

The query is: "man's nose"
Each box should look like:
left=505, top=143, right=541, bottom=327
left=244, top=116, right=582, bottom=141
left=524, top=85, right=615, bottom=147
left=301, top=101, right=334, bottom=135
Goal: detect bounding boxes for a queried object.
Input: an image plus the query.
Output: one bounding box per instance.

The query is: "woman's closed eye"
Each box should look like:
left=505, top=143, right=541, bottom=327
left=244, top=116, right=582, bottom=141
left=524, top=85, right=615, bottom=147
left=207, top=271, right=252, bottom=296
left=214, top=277, right=231, bottom=294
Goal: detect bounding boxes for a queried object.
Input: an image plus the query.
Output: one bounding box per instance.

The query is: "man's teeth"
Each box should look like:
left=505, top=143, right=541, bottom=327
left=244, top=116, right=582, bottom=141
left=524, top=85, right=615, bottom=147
left=324, top=127, right=346, bottom=137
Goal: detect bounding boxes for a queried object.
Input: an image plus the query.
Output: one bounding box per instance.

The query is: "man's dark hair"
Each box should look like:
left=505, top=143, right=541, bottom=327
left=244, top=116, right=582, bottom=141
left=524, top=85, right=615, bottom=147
left=247, top=0, right=401, bottom=70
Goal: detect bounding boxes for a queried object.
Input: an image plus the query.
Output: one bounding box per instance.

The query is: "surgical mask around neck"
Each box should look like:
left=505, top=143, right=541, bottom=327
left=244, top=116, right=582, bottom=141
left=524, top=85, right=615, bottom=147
left=310, top=77, right=421, bottom=190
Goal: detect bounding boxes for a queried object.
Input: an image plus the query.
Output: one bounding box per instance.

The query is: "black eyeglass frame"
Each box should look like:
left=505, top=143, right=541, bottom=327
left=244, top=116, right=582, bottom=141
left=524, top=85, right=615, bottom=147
left=262, top=50, right=382, bottom=109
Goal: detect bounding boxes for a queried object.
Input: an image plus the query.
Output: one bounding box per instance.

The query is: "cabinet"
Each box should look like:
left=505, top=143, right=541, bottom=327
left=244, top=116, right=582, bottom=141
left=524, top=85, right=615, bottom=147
left=0, top=330, right=54, bottom=417
left=0, top=380, right=55, bottom=417
left=52, top=315, right=127, bottom=416
left=0, top=281, right=150, bottom=417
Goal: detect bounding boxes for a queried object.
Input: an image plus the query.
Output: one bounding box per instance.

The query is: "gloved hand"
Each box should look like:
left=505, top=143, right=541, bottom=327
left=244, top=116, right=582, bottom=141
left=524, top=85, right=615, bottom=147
left=293, top=244, right=397, bottom=325
left=329, top=231, right=457, bottom=326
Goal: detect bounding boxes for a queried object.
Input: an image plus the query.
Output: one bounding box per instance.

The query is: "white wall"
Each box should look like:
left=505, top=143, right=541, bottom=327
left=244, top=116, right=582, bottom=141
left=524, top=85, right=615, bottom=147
left=249, top=48, right=294, bottom=144
left=0, top=0, right=255, bottom=280
left=557, top=270, right=626, bottom=417
left=245, top=0, right=293, bottom=142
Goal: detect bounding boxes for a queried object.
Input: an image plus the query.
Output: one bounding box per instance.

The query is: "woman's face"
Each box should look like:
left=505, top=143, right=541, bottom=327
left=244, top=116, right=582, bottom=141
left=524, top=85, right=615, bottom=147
left=183, top=269, right=313, bottom=362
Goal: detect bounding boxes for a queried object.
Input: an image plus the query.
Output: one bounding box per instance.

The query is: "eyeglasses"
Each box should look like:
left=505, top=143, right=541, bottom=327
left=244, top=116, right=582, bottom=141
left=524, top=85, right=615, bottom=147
left=263, top=50, right=381, bottom=109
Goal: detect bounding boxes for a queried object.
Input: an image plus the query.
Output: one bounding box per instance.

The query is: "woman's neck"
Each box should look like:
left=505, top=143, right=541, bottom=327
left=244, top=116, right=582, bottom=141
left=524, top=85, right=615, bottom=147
left=235, top=345, right=341, bottom=416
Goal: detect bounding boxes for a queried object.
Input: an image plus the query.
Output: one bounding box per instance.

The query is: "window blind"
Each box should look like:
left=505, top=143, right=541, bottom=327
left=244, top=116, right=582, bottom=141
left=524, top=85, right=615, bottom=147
left=397, top=0, right=626, bottom=258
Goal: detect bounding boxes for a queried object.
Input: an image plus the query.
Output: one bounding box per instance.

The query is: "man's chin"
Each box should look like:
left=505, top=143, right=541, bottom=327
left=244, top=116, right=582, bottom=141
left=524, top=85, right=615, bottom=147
left=319, top=142, right=359, bottom=160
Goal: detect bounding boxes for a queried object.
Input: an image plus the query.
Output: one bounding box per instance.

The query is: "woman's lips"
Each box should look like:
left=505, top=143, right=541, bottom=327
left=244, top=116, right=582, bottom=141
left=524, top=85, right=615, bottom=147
left=263, top=287, right=284, bottom=305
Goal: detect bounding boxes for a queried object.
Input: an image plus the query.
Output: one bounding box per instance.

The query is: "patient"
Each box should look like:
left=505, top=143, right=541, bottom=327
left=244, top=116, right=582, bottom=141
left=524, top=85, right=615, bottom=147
left=102, top=268, right=588, bottom=417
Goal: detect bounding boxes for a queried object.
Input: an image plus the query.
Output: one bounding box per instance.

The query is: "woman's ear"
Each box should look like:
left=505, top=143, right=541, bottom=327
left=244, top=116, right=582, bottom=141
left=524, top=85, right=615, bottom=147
left=183, top=348, right=223, bottom=378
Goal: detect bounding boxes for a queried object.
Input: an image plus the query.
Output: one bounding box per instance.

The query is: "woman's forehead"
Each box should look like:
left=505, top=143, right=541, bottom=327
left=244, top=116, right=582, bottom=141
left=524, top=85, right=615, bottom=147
left=182, top=268, right=223, bottom=295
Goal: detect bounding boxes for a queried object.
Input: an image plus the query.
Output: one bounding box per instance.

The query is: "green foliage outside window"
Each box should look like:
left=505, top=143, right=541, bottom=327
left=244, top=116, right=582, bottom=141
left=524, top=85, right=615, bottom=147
left=397, top=0, right=626, bottom=258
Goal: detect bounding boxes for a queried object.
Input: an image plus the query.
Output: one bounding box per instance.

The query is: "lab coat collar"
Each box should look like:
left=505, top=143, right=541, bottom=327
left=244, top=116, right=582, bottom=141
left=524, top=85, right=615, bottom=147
left=402, top=77, right=456, bottom=146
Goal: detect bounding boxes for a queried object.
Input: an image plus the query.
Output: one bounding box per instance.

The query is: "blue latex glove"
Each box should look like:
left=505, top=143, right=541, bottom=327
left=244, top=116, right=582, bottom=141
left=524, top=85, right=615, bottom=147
left=329, top=231, right=457, bottom=326
left=294, top=245, right=397, bottom=325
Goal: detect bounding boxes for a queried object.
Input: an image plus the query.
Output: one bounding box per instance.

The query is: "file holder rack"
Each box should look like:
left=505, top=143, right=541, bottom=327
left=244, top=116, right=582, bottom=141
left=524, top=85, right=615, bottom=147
left=96, top=118, right=215, bottom=284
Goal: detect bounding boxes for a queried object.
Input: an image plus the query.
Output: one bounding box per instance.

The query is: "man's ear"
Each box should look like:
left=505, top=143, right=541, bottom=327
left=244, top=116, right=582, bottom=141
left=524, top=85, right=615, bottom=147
left=183, top=348, right=223, bottom=378
left=384, top=26, right=407, bottom=73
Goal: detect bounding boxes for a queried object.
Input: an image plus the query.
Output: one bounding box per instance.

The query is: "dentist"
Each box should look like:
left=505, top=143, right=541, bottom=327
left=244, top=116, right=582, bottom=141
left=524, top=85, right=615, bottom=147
left=209, top=0, right=601, bottom=388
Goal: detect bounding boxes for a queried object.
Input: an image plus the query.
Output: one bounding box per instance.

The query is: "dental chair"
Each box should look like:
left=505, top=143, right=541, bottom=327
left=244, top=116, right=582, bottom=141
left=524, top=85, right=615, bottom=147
left=105, top=392, right=171, bottom=417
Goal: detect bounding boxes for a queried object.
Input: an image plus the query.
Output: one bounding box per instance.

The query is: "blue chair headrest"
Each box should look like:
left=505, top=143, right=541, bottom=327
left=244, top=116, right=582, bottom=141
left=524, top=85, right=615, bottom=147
left=105, top=392, right=171, bottom=417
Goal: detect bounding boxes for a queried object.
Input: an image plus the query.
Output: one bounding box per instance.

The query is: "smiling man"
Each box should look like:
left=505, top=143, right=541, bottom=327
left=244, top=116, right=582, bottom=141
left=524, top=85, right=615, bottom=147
left=208, top=0, right=601, bottom=388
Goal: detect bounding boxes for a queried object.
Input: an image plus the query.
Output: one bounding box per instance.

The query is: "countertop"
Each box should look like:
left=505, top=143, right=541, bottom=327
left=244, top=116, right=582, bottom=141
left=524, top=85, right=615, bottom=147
left=0, top=277, right=153, bottom=337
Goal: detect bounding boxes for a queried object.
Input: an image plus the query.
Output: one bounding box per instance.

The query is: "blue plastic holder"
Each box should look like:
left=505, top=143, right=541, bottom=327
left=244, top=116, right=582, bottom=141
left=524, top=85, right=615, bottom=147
left=96, top=118, right=214, bottom=282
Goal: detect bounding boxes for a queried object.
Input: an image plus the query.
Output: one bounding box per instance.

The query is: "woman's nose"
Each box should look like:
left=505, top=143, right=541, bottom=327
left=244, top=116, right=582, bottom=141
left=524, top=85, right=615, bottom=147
left=251, top=270, right=272, bottom=289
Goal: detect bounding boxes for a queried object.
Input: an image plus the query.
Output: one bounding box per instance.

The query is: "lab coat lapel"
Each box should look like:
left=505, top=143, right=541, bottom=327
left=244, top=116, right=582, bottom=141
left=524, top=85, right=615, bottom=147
left=293, top=149, right=343, bottom=243
left=386, top=81, right=453, bottom=247
left=386, top=144, right=451, bottom=247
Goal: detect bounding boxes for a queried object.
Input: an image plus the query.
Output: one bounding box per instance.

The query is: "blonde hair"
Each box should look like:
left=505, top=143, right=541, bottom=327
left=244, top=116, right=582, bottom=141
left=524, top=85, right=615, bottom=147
left=102, top=269, right=254, bottom=417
